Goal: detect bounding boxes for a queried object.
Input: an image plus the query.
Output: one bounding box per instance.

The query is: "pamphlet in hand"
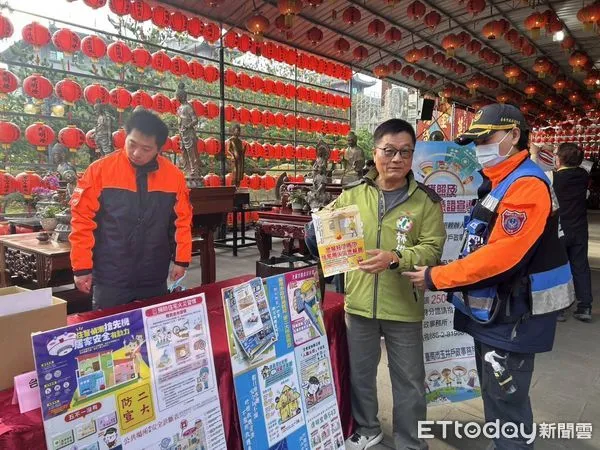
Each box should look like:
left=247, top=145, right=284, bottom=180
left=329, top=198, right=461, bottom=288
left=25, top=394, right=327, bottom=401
left=312, top=205, right=367, bottom=277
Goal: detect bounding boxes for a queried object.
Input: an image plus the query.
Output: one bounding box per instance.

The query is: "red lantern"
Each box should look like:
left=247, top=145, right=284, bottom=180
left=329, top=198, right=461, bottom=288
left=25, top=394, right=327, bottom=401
left=55, top=78, right=82, bottom=106
left=52, top=28, right=80, bottom=55
left=353, top=45, right=368, bottom=61
left=367, top=19, right=385, bottom=37
left=204, top=138, right=220, bottom=156
left=224, top=69, right=237, bottom=87
left=553, top=76, right=567, bottom=94
left=151, top=50, right=171, bottom=74
left=190, top=99, right=205, bottom=117
left=84, top=0, right=107, bottom=8
left=170, top=98, right=181, bottom=115
left=441, top=34, right=461, bottom=56
left=205, top=102, right=220, bottom=119
left=223, top=31, right=238, bottom=49
left=171, top=135, right=182, bottom=154
left=22, top=22, right=51, bottom=49
left=0, top=170, right=16, bottom=196
left=424, top=11, right=442, bottom=31
left=170, top=56, right=189, bottom=77
left=405, top=48, right=423, bottom=64
left=248, top=174, right=261, bottom=190
left=306, top=26, right=323, bottom=46
left=373, top=64, right=390, bottom=79
left=170, top=11, right=188, bottom=33
left=84, top=83, right=110, bottom=104
left=188, top=60, right=204, bottom=80
left=25, top=122, right=55, bottom=151
left=482, top=20, right=505, bottom=40
left=0, top=69, right=18, bottom=97
left=466, top=40, right=482, bottom=54
left=407, top=1, right=426, bottom=20
left=203, top=65, right=219, bottom=83
left=152, top=93, right=172, bottom=114
left=524, top=12, right=546, bottom=39
left=333, top=37, right=350, bottom=54
left=561, top=36, right=575, bottom=52
left=578, top=3, right=600, bottom=31
left=130, top=0, right=152, bottom=21
left=342, top=6, right=361, bottom=25
left=112, top=127, right=127, bottom=149
left=224, top=105, right=237, bottom=122
left=109, top=87, right=131, bottom=112
left=85, top=130, right=96, bottom=151
left=238, top=73, right=252, bottom=91
left=246, top=14, right=270, bottom=41
left=0, top=14, right=14, bottom=40
left=384, top=27, right=402, bottom=44
left=569, top=51, right=589, bottom=73
left=182, top=17, right=202, bottom=38
left=58, top=125, right=85, bottom=152
left=109, top=0, right=131, bottom=16
left=151, top=5, right=171, bottom=29
left=0, top=122, right=20, bottom=149
left=503, top=65, right=521, bottom=84
left=23, top=74, right=53, bottom=101
left=16, top=171, right=43, bottom=197
left=131, top=89, right=153, bottom=109
left=533, top=57, right=552, bottom=79
left=107, top=40, right=132, bottom=67
left=81, top=35, right=106, bottom=62
left=131, top=45, right=152, bottom=72
left=203, top=23, right=221, bottom=44
left=466, top=0, right=486, bottom=16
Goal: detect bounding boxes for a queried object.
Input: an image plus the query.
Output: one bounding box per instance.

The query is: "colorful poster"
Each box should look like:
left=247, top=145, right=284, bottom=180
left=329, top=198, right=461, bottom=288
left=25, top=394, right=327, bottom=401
left=223, top=268, right=344, bottom=450
left=32, top=295, right=226, bottom=450
left=311, top=205, right=367, bottom=277
left=413, top=141, right=483, bottom=405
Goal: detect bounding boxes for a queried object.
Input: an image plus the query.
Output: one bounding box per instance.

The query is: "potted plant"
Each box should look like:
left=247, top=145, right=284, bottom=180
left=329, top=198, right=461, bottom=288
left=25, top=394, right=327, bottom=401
left=287, top=185, right=307, bottom=212
left=37, top=205, right=63, bottom=233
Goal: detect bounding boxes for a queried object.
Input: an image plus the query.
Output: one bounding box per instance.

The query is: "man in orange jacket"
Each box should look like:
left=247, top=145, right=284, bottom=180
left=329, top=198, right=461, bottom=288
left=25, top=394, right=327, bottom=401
left=70, top=109, right=193, bottom=310
left=404, top=104, right=573, bottom=449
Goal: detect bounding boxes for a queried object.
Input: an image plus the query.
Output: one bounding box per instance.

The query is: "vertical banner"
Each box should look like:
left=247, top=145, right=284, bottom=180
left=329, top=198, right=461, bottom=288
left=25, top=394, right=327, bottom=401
left=32, top=294, right=226, bottom=450
left=416, top=105, right=453, bottom=141
left=223, top=268, right=345, bottom=450
left=413, top=141, right=484, bottom=405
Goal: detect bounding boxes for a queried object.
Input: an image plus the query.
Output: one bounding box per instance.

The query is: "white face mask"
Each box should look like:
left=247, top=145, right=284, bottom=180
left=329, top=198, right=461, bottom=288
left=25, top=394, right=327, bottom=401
left=475, top=132, right=513, bottom=168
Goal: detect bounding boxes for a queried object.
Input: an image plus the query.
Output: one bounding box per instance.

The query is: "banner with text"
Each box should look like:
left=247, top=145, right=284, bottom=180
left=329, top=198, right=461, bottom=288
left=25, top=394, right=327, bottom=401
left=33, top=294, right=226, bottom=450
left=413, top=140, right=483, bottom=405
left=223, top=268, right=344, bottom=450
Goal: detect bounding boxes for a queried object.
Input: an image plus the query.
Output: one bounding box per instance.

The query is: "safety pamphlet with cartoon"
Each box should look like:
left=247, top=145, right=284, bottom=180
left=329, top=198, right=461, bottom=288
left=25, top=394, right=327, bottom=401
left=413, top=141, right=482, bottom=405
left=312, top=204, right=367, bottom=277
left=32, top=294, right=226, bottom=450
left=223, top=267, right=344, bottom=450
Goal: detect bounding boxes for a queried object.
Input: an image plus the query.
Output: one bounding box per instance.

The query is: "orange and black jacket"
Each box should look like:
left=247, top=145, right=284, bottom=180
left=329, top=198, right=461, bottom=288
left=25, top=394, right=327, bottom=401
left=69, top=150, right=192, bottom=288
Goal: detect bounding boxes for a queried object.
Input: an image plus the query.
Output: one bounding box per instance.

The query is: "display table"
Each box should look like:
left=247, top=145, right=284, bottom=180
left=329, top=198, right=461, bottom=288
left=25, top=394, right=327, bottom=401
left=255, top=209, right=312, bottom=260
left=0, top=275, right=353, bottom=450
left=0, top=233, right=72, bottom=289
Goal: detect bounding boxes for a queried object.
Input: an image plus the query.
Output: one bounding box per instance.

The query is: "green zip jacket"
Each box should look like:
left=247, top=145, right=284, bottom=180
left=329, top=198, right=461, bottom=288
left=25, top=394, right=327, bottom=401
left=325, top=170, right=446, bottom=322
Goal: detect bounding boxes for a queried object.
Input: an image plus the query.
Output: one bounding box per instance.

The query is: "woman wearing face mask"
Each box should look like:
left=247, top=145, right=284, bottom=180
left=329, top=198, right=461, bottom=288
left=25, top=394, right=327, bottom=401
left=404, top=104, right=574, bottom=450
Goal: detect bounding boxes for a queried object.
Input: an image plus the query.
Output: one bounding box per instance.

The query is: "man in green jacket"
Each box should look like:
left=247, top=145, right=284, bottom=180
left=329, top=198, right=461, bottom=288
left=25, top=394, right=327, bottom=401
left=307, top=119, right=446, bottom=450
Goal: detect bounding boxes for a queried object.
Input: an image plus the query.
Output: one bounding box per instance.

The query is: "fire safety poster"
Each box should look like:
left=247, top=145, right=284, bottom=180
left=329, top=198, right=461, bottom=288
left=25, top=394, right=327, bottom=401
left=222, top=268, right=344, bottom=450
left=32, top=294, right=226, bottom=450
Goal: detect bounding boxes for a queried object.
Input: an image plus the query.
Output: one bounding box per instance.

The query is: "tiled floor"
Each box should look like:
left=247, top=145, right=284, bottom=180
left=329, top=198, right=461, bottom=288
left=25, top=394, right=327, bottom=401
left=185, top=222, right=600, bottom=450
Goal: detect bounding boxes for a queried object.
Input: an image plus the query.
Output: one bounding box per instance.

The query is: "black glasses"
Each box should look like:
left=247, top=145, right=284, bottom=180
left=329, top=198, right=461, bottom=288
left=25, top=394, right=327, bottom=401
left=375, top=146, right=414, bottom=159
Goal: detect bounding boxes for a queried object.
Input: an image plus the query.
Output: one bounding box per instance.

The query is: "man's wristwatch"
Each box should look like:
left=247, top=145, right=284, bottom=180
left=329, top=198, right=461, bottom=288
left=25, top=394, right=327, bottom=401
left=388, top=249, right=401, bottom=270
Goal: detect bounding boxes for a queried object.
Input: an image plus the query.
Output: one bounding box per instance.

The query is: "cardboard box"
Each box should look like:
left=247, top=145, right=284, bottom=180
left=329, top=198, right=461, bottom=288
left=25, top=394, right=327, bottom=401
left=0, top=286, right=67, bottom=390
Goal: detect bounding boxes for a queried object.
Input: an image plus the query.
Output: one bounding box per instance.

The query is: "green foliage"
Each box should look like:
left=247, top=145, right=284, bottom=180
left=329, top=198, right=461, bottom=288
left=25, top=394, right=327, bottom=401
left=37, top=204, right=63, bottom=218
left=355, top=128, right=374, bottom=160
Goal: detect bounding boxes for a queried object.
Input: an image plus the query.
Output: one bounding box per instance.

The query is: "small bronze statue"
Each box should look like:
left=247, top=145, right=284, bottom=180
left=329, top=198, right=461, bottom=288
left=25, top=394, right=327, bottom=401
left=307, top=140, right=331, bottom=212
left=225, top=123, right=247, bottom=188
left=341, top=131, right=365, bottom=184
left=176, top=82, right=202, bottom=178
left=92, top=102, right=114, bottom=156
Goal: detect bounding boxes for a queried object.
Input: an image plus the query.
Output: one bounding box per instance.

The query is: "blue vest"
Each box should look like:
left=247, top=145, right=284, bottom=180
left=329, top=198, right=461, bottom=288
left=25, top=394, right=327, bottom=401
left=450, top=158, right=575, bottom=325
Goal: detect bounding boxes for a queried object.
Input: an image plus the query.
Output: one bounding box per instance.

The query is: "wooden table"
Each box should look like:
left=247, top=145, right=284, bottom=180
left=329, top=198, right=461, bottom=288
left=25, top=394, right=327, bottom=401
left=255, top=208, right=312, bottom=260
left=0, top=233, right=72, bottom=288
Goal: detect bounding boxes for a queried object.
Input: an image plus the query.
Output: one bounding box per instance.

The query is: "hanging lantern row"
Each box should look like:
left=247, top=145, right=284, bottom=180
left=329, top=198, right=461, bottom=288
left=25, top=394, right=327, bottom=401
left=79, top=0, right=352, bottom=82
left=224, top=30, right=352, bottom=82
left=222, top=69, right=350, bottom=110
left=0, top=169, right=53, bottom=197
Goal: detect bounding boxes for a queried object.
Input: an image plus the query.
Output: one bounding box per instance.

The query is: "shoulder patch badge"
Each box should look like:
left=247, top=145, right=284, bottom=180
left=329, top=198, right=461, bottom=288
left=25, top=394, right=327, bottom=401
left=501, top=209, right=527, bottom=235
